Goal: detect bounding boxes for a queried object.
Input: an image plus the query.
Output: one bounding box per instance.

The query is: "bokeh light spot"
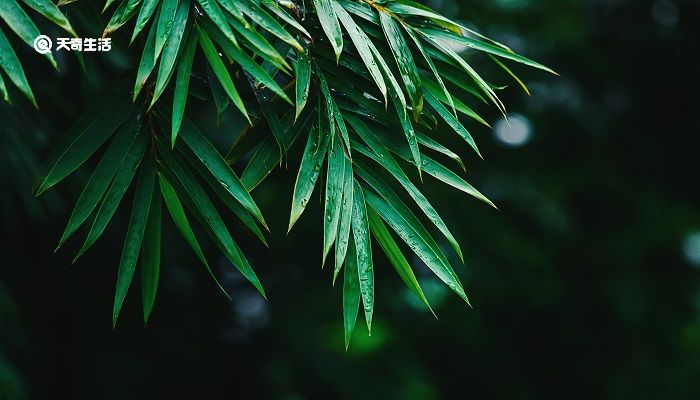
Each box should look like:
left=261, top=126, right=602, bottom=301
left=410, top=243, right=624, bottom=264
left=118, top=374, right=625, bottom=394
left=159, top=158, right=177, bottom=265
left=493, top=113, right=532, bottom=147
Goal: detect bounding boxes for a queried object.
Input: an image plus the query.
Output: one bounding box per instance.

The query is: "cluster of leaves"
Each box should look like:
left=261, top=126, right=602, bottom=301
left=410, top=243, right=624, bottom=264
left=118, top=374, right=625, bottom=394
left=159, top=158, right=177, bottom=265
left=2, top=0, right=553, bottom=346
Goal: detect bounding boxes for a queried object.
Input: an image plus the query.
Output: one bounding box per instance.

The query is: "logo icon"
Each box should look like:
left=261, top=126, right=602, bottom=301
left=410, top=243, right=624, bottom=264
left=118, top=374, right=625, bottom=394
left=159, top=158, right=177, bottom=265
left=33, top=35, right=52, bottom=54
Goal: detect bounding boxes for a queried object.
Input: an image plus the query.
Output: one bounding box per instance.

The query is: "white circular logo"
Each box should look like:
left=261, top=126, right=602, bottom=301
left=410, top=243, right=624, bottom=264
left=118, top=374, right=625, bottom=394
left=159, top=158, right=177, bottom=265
left=33, top=35, right=52, bottom=54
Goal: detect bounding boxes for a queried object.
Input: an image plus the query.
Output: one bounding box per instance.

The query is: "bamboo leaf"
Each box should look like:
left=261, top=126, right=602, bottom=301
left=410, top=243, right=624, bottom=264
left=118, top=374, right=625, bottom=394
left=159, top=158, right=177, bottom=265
left=333, top=153, right=353, bottom=283
left=424, top=90, right=481, bottom=158
left=288, top=123, right=330, bottom=231
left=351, top=179, right=373, bottom=333
left=57, top=117, right=140, bottom=248
left=367, top=207, right=432, bottom=313
left=74, top=132, right=149, bottom=261
left=195, top=0, right=239, bottom=48
left=0, top=26, right=35, bottom=106
left=151, top=0, right=190, bottom=107
left=22, top=0, right=77, bottom=36
left=141, top=184, right=162, bottom=324
left=343, top=237, right=360, bottom=350
left=313, top=0, right=343, bottom=61
left=172, top=32, right=197, bottom=146
left=295, top=46, right=311, bottom=121
left=0, top=0, right=57, bottom=67
left=130, top=0, right=159, bottom=42
left=333, top=1, right=387, bottom=103
left=323, top=138, right=345, bottom=267
left=113, top=152, right=156, bottom=328
left=197, top=27, right=249, bottom=122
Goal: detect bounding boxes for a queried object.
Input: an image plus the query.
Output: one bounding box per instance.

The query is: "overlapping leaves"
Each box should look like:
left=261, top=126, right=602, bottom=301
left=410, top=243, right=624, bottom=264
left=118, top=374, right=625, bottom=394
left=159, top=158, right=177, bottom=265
left=20, top=0, right=553, bottom=341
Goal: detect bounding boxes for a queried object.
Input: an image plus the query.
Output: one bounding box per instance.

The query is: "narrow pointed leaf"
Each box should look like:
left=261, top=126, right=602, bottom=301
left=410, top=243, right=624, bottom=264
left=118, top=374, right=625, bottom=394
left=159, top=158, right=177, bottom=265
left=141, top=184, right=161, bottom=324
left=113, top=152, right=156, bottom=328
left=22, top=0, right=77, bottom=36
left=57, top=117, right=140, bottom=248
left=196, top=0, right=239, bottom=47
left=74, top=132, right=149, bottom=261
left=313, top=0, right=343, bottom=61
left=151, top=1, right=190, bottom=107
left=197, top=27, right=249, bottom=121
left=323, top=138, right=345, bottom=266
left=295, top=46, right=311, bottom=121
left=379, top=12, right=422, bottom=118
left=172, top=33, right=197, bottom=146
left=134, top=20, right=159, bottom=100
left=236, top=0, right=301, bottom=51
left=34, top=79, right=133, bottom=195
left=0, top=0, right=57, bottom=67
left=424, top=90, right=481, bottom=158
left=333, top=153, right=353, bottom=283
left=130, top=0, right=159, bottom=42
left=0, top=26, right=35, bottom=106
left=343, top=237, right=360, bottom=349
left=351, top=179, right=373, bottom=333
left=367, top=207, right=432, bottom=312
left=288, top=123, right=330, bottom=231
left=154, top=0, right=178, bottom=59
left=333, top=2, right=387, bottom=103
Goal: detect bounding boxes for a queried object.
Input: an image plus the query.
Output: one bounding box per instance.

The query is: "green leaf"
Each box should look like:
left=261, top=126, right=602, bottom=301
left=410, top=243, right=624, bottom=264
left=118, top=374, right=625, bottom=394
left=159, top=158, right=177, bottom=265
left=130, top=0, right=159, bottom=42
left=333, top=153, right=353, bottom=283
left=156, top=138, right=266, bottom=298
left=202, top=21, right=291, bottom=104
left=367, top=207, right=432, bottom=313
left=420, top=27, right=556, bottom=74
left=0, top=71, right=8, bottom=102
left=424, top=90, right=481, bottom=158
left=227, top=13, right=290, bottom=71
left=313, top=0, right=343, bottom=61
left=260, top=0, right=311, bottom=39
left=133, top=19, right=159, bottom=101
left=288, top=123, right=330, bottom=231
left=322, top=137, right=345, bottom=266
left=172, top=32, right=197, bottom=146
left=57, top=117, right=140, bottom=248
left=197, top=27, right=249, bottom=122
left=295, top=46, right=311, bottom=121
left=402, top=24, right=454, bottom=116
left=34, top=79, right=133, bottom=195
left=423, top=78, right=489, bottom=127
left=113, top=152, right=156, bottom=328
left=177, top=118, right=268, bottom=228
left=0, top=26, right=35, bottom=106
left=151, top=0, right=190, bottom=107
left=379, top=12, right=423, bottom=118
left=0, top=0, right=57, bottom=67
left=154, top=0, right=178, bottom=59
left=104, top=0, right=142, bottom=35
left=22, top=0, right=77, bottom=36
left=417, top=132, right=465, bottom=171
left=236, top=0, right=301, bottom=51
left=195, top=0, right=239, bottom=48
left=351, top=179, right=373, bottom=333
left=333, top=2, right=387, bottom=103
left=362, top=183, right=469, bottom=305
left=342, top=237, right=360, bottom=350
left=240, top=107, right=314, bottom=191
left=158, top=173, right=221, bottom=288
left=349, top=119, right=463, bottom=261
left=141, top=184, right=162, bottom=324
left=74, top=132, right=149, bottom=261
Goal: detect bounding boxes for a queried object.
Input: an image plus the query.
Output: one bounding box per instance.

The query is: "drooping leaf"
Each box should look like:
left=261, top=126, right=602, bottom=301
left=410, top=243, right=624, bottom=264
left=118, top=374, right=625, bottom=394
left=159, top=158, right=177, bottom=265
left=323, top=137, right=345, bottom=266
left=197, top=27, right=249, bottom=122
left=34, top=79, right=133, bottom=195
left=379, top=12, right=423, bottom=118
left=351, top=179, right=373, bottom=333
left=313, top=0, right=343, bottom=61
left=333, top=152, right=353, bottom=283
left=74, top=132, right=149, bottom=261
left=154, top=0, right=179, bottom=60
left=141, top=183, right=162, bottom=324
left=295, top=46, right=311, bottom=121
left=22, top=0, right=77, bottom=36
left=113, top=152, right=156, bottom=328
left=130, top=0, right=159, bottom=42
left=151, top=0, right=190, bottom=108
left=0, top=0, right=57, bottom=67
left=342, top=237, right=360, bottom=349
left=288, top=123, right=330, bottom=231
left=424, top=90, right=481, bottom=158
left=0, top=26, right=35, bottom=106
left=367, top=207, right=432, bottom=313
left=172, top=32, right=197, bottom=146
left=57, top=117, right=140, bottom=248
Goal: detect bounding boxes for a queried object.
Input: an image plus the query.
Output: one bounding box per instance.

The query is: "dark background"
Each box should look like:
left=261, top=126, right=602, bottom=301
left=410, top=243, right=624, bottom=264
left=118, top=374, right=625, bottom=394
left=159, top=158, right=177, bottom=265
left=1, top=0, right=699, bottom=398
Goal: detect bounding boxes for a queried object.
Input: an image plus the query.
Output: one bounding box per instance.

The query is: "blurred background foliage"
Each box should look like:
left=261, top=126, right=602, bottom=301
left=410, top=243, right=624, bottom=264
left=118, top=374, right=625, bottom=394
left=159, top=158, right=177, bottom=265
left=1, top=0, right=699, bottom=398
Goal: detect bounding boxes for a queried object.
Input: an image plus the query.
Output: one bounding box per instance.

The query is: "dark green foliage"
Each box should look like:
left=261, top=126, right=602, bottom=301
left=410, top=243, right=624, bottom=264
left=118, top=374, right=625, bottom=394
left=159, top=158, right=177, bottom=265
left=1, top=0, right=552, bottom=341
